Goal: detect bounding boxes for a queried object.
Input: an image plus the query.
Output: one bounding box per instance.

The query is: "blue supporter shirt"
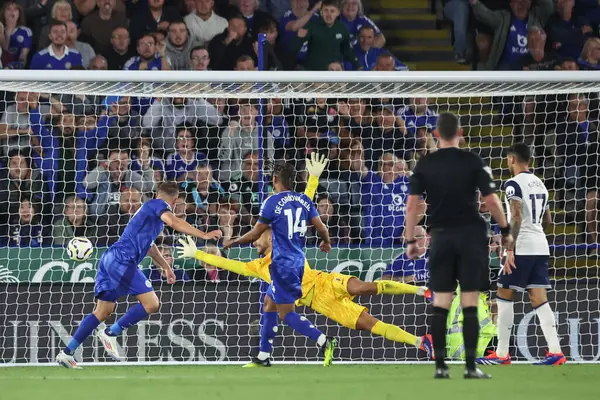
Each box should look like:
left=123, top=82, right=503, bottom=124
left=352, top=44, right=408, bottom=71
left=7, top=26, right=32, bottom=60
left=385, top=252, right=429, bottom=282
left=124, top=54, right=164, bottom=70
left=164, top=151, right=207, bottom=180
left=279, top=10, right=317, bottom=59
left=258, top=191, right=319, bottom=266
left=111, top=198, right=171, bottom=266
left=340, top=15, right=381, bottom=47
left=29, top=45, right=83, bottom=70
left=267, top=115, right=290, bottom=147
left=500, top=18, right=528, bottom=69
left=396, top=105, right=439, bottom=136
left=360, top=172, right=409, bottom=246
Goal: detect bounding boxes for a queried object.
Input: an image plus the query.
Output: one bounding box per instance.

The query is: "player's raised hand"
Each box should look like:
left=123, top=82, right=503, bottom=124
left=305, top=152, right=329, bottom=178
left=222, top=238, right=235, bottom=250
left=202, top=230, right=223, bottom=241
left=176, top=236, right=198, bottom=259
left=406, top=242, right=420, bottom=259
left=319, top=240, right=331, bottom=253
left=502, top=250, right=517, bottom=275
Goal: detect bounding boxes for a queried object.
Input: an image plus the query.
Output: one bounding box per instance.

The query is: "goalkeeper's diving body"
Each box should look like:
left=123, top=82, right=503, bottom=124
left=57, top=181, right=222, bottom=369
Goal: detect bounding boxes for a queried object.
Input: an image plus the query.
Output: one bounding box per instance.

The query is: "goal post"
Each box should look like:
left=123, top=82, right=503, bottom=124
left=0, top=71, right=599, bottom=366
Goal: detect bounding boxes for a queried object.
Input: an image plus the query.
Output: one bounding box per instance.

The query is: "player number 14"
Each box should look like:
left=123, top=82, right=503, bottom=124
left=284, top=208, right=307, bottom=239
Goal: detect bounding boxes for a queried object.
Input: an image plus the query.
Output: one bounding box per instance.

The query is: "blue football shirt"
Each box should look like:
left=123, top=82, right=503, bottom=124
left=386, top=252, right=429, bottom=282
left=258, top=191, right=319, bottom=265
left=7, top=26, right=33, bottom=60
left=29, top=45, right=83, bottom=70
left=112, top=198, right=171, bottom=265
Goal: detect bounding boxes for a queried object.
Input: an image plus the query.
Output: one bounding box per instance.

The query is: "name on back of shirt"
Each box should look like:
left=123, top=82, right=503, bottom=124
left=274, top=194, right=311, bottom=215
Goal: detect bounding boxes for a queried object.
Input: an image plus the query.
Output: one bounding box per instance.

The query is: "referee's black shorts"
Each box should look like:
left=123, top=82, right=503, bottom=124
left=428, top=223, right=490, bottom=293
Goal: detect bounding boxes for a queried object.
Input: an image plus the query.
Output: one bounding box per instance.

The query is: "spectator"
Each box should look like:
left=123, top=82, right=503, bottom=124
left=280, top=0, right=319, bottom=51
left=102, top=185, right=144, bottom=244
left=105, top=96, right=143, bottom=142
left=73, top=0, right=126, bottom=17
left=30, top=20, right=83, bottom=70
left=396, top=98, right=439, bottom=141
left=124, top=33, right=171, bottom=70
left=372, top=51, right=397, bottom=71
left=263, top=98, right=290, bottom=156
left=218, top=101, right=273, bottom=181
left=104, top=26, right=133, bottom=70
left=328, top=60, right=343, bottom=70
left=65, top=21, right=95, bottom=67
left=292, top=0, right=360, bottom=71
left=350, top=150, right=411, bottom=246
left=547, top=0, right=591, bottom=60
left=370, top=105, right=414, bottom=164
left=0, top=92, right=43, bottom=157
left=234, top=53, right=255, bottom=70
left=260, top=0, right=290, bottom=22
left=164, top=127, right=207, bottom=181
left=130, top=139, right=163, bottom=194
left=144, top=235, right=191, bottom=282
left=555, top=94, right=600, bottom=254
left=573, top=0, right=600, bottom=34
left=513, top=26, right=561, bottom=70
left=382, top=226, right=429, bottom=282
left=443, top=0, right=470, bottom=64
left=307, top=194, right=349, bottom=244
left=235, top=0, right=271, bottom=34
left=165, top=20, right=193, bottom=70
left=129, top=0, right=180, bottom=46
left=253, top=16, right=285, bottom=70
left=79, top=0, right=128, bottom=54
left=340, top=0, right=384, bottom=48
left=189, top=45, right=210, bottom=70
left=578, top=37, right=600, bottom=70
left=51, top=195, right=97, bottom=245
left=0, top=2, right=32, bottom=68
left=88, top=54, right=107, bottom=69
left=471, top=0, right=554, bottom=70
left=352, top=25, right=407, bottom=71
left=558, top=56, right=579, bottom=70
left=82, top=148, right=153, bottom=216
left=208, top=12, right=254, bottom=70
left=7, top=196, right=47, bottom=247
left=0, top=149, right=48, bottom=238
left=184, top=0, right=228, bottom=47
left=142, top=96, right=222, bottom=151
left=38, top=0, right=73, bottom=50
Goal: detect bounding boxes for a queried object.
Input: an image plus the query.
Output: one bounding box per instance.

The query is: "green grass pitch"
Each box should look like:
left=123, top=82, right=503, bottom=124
left=1, top=364, right=597, bottom=400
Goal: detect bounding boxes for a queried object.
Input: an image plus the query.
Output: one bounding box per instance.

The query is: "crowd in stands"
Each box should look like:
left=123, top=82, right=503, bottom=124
left=0, top=0, right=598, bottom=280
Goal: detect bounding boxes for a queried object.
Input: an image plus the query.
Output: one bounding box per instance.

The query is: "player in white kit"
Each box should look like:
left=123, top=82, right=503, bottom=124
left=476, top=143, right=566, bottom=366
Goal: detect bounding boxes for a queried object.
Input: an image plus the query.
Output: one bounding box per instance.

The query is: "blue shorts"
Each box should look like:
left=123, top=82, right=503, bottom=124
left=267, top=261, right=304, bottom=305
left=498, top=255, right=551, bottom=292
left=94, top=248, right=154, bottom=302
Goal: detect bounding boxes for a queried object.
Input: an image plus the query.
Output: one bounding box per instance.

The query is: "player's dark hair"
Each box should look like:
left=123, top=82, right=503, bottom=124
left=507, top=142, right=531, bottom=163
left=436, top=112, right=460, bottom=140
left=157, top=181, right=180, bottom=198
left=272, top=161, right=295, bottom=190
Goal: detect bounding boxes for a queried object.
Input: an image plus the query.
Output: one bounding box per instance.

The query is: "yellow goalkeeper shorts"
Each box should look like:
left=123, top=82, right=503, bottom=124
left=309, top=272, right=367, bottom=330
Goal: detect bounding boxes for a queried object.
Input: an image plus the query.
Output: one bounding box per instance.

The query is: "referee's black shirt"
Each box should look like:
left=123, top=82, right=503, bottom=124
left=409, top=147, right=496, bottom=229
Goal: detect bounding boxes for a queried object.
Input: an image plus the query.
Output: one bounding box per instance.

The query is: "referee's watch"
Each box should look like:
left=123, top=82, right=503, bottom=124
left=500, top=224, right=511, bottom=237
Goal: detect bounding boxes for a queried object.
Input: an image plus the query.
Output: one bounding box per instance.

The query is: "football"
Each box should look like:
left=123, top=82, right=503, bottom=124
left=66, top=237, right=94, bottom=262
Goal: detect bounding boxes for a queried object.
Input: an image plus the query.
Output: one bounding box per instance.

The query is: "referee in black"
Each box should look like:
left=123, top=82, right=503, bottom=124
left=405, top=112, right=513, bottom=379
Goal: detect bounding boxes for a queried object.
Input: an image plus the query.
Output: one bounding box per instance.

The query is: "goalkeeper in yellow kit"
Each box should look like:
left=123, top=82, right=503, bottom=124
left=176, top=154, right=434, bottom=365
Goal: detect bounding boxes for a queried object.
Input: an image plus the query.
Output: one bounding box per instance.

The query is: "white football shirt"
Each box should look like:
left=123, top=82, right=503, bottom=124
left=504, top=171, right=550, bottom=255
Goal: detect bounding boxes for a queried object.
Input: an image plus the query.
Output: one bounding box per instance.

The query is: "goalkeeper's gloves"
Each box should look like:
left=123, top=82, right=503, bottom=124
left=176, top=236, right=204, bottom=261
left=305, top=152, right=329, bottom=178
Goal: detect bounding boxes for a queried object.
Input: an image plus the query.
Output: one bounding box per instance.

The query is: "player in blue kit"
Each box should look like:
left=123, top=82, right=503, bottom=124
left=224, top=161, right=337, bottom=367
left=56, top=181, right=222, bottom=368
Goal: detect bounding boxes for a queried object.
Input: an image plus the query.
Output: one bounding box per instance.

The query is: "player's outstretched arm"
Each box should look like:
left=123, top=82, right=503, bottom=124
left=305, top=152, right=329, bottom=201
left=148, top=243, right=176, bottom=284
left=176, top=236, right=261, bottom=279
left=482, top=193, right=514, bottom=248
left=223, top=222, right=269, bottom=250
left=161, top=211, right=223, bottom=241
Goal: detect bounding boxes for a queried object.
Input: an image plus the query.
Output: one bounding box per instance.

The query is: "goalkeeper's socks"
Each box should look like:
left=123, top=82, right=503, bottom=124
left=496, top=297, right=514, bottom=358
left=258, top=311, right=279, bottom=359
left=371, top=321, right=418, bottom=346
left=283, top=312, right=325, bottom=344
left=64, top=313, right=101, bottom=355
left=106, top=303, right=149, bottom=336
left=535, top=302, right=562, bottom=354
left=376, top=281, right=418, bottom=295
left=462, top=306, right=479, bottom=371
left=432, top=306, right=449, bottom=369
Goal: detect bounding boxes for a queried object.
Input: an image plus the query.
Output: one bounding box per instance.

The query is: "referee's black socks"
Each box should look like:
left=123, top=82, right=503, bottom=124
left=462, top=306, right=479, bottom=371
left=432, top=306, right=449, bottom=369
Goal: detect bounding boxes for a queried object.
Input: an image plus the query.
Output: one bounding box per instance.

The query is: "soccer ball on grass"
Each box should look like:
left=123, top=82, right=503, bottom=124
left=66, top=237, right=94, bottom=262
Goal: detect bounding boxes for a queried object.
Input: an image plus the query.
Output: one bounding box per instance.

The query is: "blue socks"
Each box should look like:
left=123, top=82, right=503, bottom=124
left=283, top=312, right=326, bottom=345
left=257, top=312, right=279, bottom=360
left=106, top=303, right=149, bottom=336
left=64, top=313, right=101, bottom=355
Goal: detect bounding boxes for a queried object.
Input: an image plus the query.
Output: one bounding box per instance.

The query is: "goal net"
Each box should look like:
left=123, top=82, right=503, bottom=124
left=0, top=70, right=598, bottom=365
